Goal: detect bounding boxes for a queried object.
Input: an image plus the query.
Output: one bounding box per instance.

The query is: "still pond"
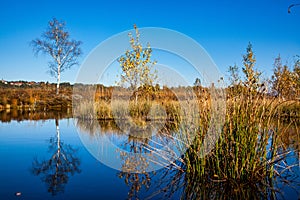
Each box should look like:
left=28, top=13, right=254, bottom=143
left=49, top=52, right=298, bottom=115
left=0, top=112, right=299, bottom=199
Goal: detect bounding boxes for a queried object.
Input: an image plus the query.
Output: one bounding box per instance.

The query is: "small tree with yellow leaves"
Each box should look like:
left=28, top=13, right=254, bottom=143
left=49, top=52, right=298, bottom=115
left=118, top=25, right=157, bottom=103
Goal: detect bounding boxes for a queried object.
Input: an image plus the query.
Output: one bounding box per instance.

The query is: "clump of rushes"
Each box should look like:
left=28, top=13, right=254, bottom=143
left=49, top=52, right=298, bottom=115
left=182, top=85, right=297, bottom=198
left=182, top=43, right=299, bottom=198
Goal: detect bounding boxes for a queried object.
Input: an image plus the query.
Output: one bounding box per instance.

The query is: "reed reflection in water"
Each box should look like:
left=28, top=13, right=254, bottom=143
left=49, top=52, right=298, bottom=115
left=76, top=118, right=184, bottom=199
left=76, top=117, right=186, bottom=173
left=75, top=117, right=300, bottom=200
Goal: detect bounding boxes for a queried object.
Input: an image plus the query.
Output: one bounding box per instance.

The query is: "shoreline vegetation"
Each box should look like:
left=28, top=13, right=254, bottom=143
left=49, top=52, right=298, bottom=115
left=1, top=81, right=299, bottom=120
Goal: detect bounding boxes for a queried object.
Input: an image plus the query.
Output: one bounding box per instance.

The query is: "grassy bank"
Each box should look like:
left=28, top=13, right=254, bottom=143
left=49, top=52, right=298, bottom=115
left=1, top=82, right=299, bottom=120
left=0, top=82, right=72, bottom=111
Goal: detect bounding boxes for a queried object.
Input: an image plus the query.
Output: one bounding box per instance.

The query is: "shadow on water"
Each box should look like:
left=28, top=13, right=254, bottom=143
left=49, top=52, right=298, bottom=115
left=0, top=109, right=72, bottom=122
left=31, top=118, right=81, bottom=196
left=76, top=118, right=300, bottom=200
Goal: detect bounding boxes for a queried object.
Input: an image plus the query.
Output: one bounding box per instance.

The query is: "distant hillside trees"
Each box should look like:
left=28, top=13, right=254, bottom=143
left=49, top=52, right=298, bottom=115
left=293, top=56, right=300, bottom=98
left=31, top=18, right=82, bottom=95
left=226, top=43, right=299, bottom=100
left=271, top=55, right=300, bottom=99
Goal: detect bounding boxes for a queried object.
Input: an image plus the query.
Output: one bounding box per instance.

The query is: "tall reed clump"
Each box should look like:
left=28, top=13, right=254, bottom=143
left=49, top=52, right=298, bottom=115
left=215, top=89, right=276, bottom=183
left=183, top=84, right=296, bottom=198
left=181, top=43, right=300, bottom=197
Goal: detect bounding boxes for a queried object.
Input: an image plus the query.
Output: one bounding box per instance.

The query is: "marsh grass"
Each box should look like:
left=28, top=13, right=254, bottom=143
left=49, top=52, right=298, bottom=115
left=74, top=98, right=185, bottom=123
left=182, top=87, right=300, bottom=198
left=144, top=92, right=299, bottom=199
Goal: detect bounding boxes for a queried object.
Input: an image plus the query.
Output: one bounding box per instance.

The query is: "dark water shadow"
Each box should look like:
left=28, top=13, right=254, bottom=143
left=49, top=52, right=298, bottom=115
left=0, top=109, right=72, bottom=122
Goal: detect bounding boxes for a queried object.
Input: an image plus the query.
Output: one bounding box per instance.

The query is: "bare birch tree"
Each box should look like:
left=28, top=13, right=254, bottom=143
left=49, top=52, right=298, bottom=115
left=31, top=18, right=82, bottom=94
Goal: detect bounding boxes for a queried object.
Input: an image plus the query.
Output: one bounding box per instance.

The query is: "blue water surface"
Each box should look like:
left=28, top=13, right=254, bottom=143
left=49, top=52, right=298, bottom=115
left=0, top=118, right=299, bottom=200
left=0, top=119, right=150, bottom=199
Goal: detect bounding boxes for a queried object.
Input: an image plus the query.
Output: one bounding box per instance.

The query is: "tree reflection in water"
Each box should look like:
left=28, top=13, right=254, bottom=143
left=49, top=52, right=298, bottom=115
left=31, top=118, right=81, bottom=195
left=118, top=126, right=152, bottom=200
left=76, top=118, right=164, bottom=199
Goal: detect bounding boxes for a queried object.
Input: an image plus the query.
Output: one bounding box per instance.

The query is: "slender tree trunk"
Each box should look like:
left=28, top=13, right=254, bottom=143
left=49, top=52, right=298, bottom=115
left=56, top=65, right=61, bottom=95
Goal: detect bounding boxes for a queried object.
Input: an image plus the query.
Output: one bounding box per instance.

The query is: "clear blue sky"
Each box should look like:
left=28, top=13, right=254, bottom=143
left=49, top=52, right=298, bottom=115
left=0, top=0, right=299, bottom=85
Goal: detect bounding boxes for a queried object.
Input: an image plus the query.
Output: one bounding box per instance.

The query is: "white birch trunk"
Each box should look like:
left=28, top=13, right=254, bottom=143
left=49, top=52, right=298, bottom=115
left=57, top=64, right=61, bottom=95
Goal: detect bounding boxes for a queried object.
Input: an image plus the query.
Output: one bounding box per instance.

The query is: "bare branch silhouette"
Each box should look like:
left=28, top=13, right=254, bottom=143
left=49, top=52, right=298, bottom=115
left=31, top=119, right=81, bottom=195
